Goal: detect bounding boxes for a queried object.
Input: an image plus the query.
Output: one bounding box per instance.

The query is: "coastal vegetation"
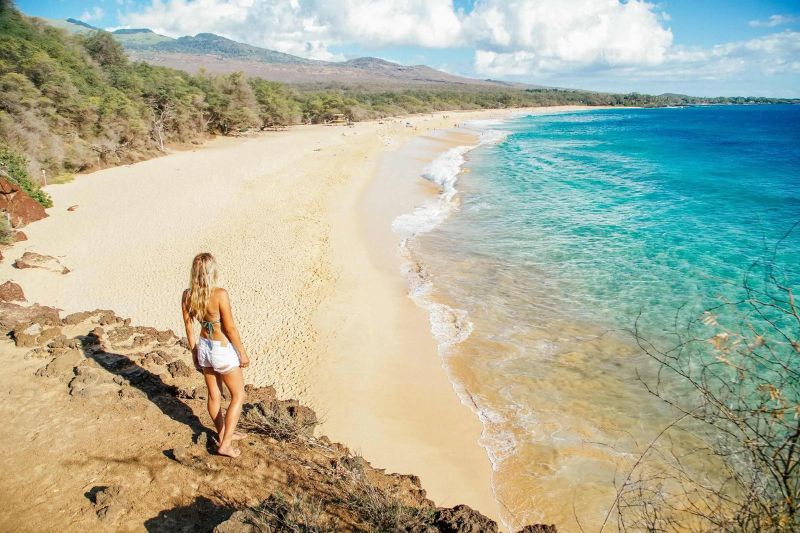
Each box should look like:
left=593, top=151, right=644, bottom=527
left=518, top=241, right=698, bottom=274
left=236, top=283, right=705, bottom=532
left=1, top=0, right=796, bottom=188
left=615, top=240, right=800, bottom=532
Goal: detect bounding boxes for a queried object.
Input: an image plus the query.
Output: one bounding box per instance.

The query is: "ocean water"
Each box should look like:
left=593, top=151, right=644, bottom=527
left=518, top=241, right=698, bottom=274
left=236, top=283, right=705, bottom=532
left=394, top=106, right=800, bottom=530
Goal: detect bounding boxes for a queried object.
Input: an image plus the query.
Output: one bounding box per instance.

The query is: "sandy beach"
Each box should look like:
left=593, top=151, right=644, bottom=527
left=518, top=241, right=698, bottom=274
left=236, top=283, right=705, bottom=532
left=1, top=106, right=594, bottom=526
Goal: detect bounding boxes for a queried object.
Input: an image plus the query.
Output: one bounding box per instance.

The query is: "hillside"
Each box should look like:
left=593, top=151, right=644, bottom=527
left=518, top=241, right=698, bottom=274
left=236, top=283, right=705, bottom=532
left=111, top=27, right=173, bottom=47
left=45, top=16, right=526, bottom=89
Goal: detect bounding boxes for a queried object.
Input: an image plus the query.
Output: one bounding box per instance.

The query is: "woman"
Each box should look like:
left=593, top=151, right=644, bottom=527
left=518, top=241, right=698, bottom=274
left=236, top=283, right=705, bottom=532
left=181, top=252, right=250, bottom=458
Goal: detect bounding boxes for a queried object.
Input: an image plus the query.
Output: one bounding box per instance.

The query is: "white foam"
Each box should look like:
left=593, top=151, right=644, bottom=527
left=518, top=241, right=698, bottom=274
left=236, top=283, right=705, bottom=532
left=392, top=124, right=515, bottom=531
left=392, top=128, right=508, bottom=348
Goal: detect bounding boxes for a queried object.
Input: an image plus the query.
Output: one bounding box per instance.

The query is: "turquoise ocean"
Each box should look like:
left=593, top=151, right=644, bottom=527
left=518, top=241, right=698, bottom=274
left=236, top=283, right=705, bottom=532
left=394, top=105, right=800, bottom=530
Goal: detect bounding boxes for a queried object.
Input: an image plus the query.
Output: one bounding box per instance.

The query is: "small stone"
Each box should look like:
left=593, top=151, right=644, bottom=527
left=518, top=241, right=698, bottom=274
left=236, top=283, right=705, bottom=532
left=67, top=205, right=78, bottom=211
left=167, top=359, right=192, bottom=378
left=0, top=281, right=25, bottom=302
left=12, top=252, right=69, bottom=274
left=13, top=231, right=27, bottom=242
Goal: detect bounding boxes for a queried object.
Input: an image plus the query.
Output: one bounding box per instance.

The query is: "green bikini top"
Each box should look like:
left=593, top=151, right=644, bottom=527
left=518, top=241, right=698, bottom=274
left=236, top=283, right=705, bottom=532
left=200, top=317, right=220, bottom=336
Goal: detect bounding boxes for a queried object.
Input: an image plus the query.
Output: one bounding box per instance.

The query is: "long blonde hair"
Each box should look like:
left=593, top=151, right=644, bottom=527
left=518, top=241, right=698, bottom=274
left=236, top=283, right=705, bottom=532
left=187, top=252, right=218, bottom=320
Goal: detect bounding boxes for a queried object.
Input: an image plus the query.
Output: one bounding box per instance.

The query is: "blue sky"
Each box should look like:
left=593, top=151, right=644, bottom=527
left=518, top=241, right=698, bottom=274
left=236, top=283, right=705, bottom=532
left=16, top=0, right=800, bottom=97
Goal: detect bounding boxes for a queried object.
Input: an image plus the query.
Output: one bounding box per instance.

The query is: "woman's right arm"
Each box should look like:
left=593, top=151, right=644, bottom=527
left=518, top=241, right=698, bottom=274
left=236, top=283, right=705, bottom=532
left=218, top=289, right=250, bottom=368
left=181, top=290, right=200, bottom=370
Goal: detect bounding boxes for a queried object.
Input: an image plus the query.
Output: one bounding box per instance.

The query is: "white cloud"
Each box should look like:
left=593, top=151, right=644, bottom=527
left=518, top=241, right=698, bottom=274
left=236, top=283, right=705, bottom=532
left=121, top=0, right=337, bottom=60
left=80, top=6, right=105, bottom=22
left=748, top=14, right=799, bottom=28
left=118, top=0, right=800, bottom=88
left=120, top=0, right=462, bottom=60
left=313, top=0, right=461, bottom=48
left=466, top=0, right=673, bottom=74
left=530, top=31, right=800, bottom=82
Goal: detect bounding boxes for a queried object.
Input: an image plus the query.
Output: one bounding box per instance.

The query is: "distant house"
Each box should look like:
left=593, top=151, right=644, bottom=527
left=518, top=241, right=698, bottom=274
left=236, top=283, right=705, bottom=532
left=328, top=114, right=347, bottom=124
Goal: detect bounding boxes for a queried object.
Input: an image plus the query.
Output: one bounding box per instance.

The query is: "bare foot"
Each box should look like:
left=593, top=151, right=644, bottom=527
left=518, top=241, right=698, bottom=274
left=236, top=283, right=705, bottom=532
left=217, top=444, right=241, bottom=458
left=213, top=431, right=246, bottom=446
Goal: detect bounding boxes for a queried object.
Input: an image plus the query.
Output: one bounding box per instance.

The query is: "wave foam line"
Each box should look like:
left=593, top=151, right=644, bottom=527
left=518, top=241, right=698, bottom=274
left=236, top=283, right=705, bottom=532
left=391, top=127, right=518, bottom=530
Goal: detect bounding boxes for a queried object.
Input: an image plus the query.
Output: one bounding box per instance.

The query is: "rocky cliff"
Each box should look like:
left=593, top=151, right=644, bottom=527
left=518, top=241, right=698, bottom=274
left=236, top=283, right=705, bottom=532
left=0, top=288, right=554, bottom=532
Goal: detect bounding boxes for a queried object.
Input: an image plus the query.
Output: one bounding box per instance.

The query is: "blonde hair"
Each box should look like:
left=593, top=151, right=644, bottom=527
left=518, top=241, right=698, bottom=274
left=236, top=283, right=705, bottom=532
left=187, top=252, right=218, bottom=320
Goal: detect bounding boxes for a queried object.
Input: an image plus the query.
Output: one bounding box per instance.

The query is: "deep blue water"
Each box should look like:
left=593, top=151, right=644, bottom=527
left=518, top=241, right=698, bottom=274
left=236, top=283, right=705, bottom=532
left=445, top=105, right=800, bottom=334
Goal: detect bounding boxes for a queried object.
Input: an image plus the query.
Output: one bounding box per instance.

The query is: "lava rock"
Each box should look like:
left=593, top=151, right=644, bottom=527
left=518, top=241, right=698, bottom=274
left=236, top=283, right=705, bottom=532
left=0, top=177, right=48, bottom=227
left=12, top=252, right=70, bottom=274
left=0, top=281, right=25, bottom=302
left=434, top=504, right=498, bottom=533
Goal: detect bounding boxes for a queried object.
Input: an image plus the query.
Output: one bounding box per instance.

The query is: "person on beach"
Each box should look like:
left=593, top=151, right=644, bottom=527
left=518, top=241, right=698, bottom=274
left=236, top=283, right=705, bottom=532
left=181, top=252, right=250, bottom=458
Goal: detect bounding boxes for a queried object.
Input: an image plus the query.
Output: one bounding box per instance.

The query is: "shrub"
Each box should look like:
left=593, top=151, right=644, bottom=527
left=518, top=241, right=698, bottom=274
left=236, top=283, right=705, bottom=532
left=0, top=144, right=52, bottom=207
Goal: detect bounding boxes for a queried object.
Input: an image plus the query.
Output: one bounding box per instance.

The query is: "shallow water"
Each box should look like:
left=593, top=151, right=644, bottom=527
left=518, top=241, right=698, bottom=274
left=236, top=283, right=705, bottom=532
left=396, top=106, right=800, bottom=530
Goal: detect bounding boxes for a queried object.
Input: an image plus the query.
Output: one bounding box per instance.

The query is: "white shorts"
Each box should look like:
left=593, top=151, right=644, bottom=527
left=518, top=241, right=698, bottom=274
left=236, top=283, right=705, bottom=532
left=197, top=336, right=240, bottom=374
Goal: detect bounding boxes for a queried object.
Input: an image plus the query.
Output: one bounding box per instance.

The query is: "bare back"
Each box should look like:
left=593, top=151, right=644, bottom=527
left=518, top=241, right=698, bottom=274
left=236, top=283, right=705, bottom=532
left=182, top=287, right=232, bottom=346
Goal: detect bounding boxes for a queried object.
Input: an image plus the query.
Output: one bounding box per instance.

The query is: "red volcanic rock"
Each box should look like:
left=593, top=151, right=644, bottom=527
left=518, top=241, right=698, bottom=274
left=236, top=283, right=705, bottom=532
left=0, top=178, right=48, bottom=228
left=67, top=205, right=78, bottom=212
left=13, top=231, right=27, bottom=241
left=0, top=302, right=60, bottom=333
left=0, top=281, right=25, bottom=302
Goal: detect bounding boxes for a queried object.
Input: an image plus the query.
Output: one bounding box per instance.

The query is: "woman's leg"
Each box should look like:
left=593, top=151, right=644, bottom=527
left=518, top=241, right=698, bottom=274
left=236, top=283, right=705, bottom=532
left=217, top=367, right=246, bottom=457
left=203, top=368, right=224, bottom=435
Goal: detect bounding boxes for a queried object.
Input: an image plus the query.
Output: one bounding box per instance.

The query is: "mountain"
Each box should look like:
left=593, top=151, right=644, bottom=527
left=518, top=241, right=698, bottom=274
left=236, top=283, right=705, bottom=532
left=42, top=17, right=527, bottom=89
left=111, top=28, right=173, bottom=47
left=129, top=30, right=316, bottom=65
left=40, top=17, right=99, bottom=34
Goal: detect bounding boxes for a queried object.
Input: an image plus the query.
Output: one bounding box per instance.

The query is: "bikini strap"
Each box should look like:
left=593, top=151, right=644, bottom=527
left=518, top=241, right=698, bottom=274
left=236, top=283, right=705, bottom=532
left=201, top=318, right=220, bottom=336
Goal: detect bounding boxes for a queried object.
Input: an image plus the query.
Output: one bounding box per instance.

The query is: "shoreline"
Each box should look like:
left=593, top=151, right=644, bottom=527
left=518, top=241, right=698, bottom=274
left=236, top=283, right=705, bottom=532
left=1, top=105, right=606, bottom=528
left=311, top=124, right=502, bottom=521
left=310, top=105, right=609, bottom=527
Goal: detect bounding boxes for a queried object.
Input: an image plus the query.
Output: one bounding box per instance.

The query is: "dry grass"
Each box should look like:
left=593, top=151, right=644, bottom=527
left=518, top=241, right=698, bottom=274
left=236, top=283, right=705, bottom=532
left=240, top=401, right=317, bottom=442
left=249, top=492, right=328, bottom=533
left=333, top=453, right=435, bottom=533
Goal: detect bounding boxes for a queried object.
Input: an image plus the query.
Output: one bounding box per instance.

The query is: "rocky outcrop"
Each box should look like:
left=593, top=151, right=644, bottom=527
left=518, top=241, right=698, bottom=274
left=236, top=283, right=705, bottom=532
left=12, top=252, right=70, bottom=274
left=0, top=301, right=557, bottom=533
left=0, top=302, right=59, bottom=331
left=15, top=322, right=62, bottom=348
left=434, top=504, right=499, bottom=533
left=0, top=177, right=48, bottom=228
left=0, top=281, right=25, bottom=302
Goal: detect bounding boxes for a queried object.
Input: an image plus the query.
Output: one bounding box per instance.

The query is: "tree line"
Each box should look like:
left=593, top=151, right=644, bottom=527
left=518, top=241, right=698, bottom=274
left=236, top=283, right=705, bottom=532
left=0, top=0, right=796, bottom=208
